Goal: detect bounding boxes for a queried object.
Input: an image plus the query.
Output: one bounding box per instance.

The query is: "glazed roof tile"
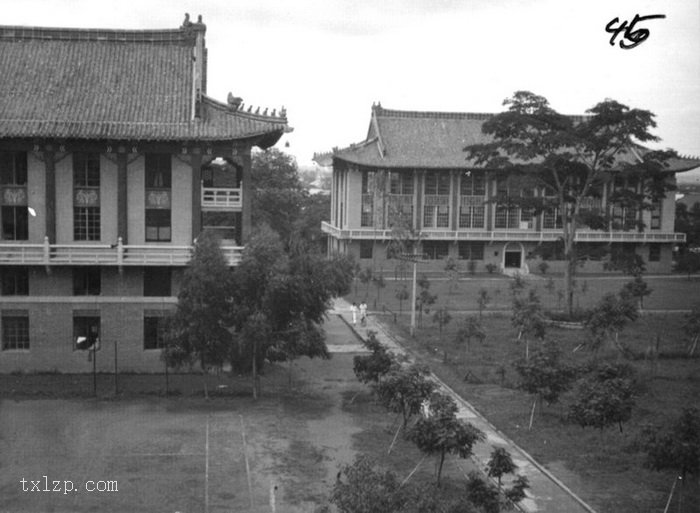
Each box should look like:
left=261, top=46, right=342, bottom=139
left=0, top=22, right=289, bottom=143
left=331, top=105, right=699, bottom=173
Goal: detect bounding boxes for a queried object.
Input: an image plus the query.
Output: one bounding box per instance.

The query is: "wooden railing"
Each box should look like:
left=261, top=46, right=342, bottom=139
left=201, top=187, right=242, bottom=209
left=0, top=237, right=244, bottom=266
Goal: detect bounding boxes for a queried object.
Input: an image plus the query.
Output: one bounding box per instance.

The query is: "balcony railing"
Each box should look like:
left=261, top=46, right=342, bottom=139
left=320, top=222, right=686, bottom=243
left=201, top=187, right=242, bottom=210
left=0, top=237, right=243, bottom=266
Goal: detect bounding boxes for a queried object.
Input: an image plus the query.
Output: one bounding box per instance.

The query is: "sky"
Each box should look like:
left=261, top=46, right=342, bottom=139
left=5, top=0, right=700, bottom=169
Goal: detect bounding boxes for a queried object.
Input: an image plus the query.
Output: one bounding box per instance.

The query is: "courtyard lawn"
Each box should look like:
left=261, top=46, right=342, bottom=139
left=350, top=273, right=700, bottom=313
left=0, top=353, right=472, bottom=513
left=372, top=309, right=700, bottom=513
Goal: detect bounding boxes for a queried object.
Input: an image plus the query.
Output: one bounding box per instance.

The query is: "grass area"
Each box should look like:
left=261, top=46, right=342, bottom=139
left=372, top=307, right=700, bottom=513
left=0, top=352, right=474, bottom=512
left=350, top=273, right=700, bottom=313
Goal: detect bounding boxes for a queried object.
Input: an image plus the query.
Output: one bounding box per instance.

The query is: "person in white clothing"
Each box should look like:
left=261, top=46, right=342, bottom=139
left=350, top=302, right=358, bottom=326
left=359, top=301, right=367, bottom=326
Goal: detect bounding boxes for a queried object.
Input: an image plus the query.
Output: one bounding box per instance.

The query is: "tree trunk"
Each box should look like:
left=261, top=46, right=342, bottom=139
left=252, top=338, right=258, bottom=400
left=436, top=451, right=446, bottom=487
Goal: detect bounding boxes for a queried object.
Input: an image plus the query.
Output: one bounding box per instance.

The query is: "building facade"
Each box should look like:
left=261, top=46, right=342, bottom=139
left=319, top=104, right=697, bottom=275
left=0, top=17, right=289, bottom=372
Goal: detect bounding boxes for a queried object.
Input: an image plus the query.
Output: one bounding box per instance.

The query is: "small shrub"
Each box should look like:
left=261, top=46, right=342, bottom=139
left=485, top=263, right=498, bottom=274
left=537, top=261, right=549, bottom=275
left=467, top=260, right=477, bottom=275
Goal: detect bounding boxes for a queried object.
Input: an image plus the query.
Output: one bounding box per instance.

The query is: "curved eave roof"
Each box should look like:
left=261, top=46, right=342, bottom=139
left=332, top=105, right=699, bottom=173
left=0, top=23, right=289, bottom=145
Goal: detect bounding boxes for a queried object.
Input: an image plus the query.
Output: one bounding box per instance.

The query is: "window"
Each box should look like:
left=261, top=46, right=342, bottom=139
left=145, top=154, right=172, bottom=242
left=73, top=152, right=101, bottom=241
left=359, top=240, right=373, bottom=259
left=2, top=206, right=28, bottom=240
left=424, top=172, right=450, bottom=195
left=423, top=172, right=450, bottom=229
left=388, top=172, right=414, bottom=195
left=73, top=153, right=100, bottom=187
left=145, top=210, right=171, bottom=242
left=458, top=242, right=484, bottom=260
left=650, top=202, right=661, bottom=230
left=74, top=207, right=100, bottom=241
left=361, top=170, right=376, bottom=194
left=422, top=241, right=449, bottom=260
left=649, top=245, right=661, bottom=262
left=1, top=267, right=29, bottom=295
left=360, top=195, right=374, bottom=227
left=74, top=315, right=100, bottom=350
left=2, top=314, right=29, bottom=350
left=145, top=154, right=172, bottom=188
left=202, top=212, right=239, bottom=242
left=0, top=152, right=27, bottom=185
left=459, top=172, right=485, bottom=196
left=73, top=267, right=101, bottom=296
left=144, top=267, right=172, bottom=297
left=144, top=315, right=168, bottom=350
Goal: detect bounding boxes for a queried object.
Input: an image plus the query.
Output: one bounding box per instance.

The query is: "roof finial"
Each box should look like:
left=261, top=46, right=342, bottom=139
left=227, top=92, right=243, bottom=110
left=182, top=13, right=192, bottom=28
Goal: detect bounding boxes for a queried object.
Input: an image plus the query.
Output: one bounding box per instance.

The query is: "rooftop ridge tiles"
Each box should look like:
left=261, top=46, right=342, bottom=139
left=0, top=25, right=194, bottom=44
left=201, top=95, right=288, bottom=123
left=373, top=104, right=591, bottom=123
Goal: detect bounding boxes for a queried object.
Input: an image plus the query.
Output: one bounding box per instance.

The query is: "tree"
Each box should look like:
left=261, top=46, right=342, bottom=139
left=162, top=230, right=234, bottom=372
left=331, top=455, right=406, bottom=513
left=432, top=307, right=452, bottom=347
left=416, top=275, right=437, bottom=327
left=466, top=91, right=678, bottom=316
left=455, top=316, right=486, bottom=355
left=683, top=306, right=700, bottom=356
left=513, top=340, right=577, bottom=430
left=353, top=331, right=396, bottom=385
left=511, top=289, right=546, bottom=360
left=465, top=471, right=529, bottom=513
left=375, top=364, right=436, bottom=431
left=294, top=192, right=330, bottom=253
left=584, top=289, right=638, bottom=357
left=641, top=407, right=700, bottom=481
left=476, top=288, right=491, bottom=319
left=358, top=267, right=373, bottom=299
left=229, top=226, right=352, bottom=398
left=395, top=285, right=410, bottom=316
left=486, top=447, right=517, bottom=493
left=568, top=363, right=636, bottom=433
left=372, top=272, right=386, bottom=307
left=251, top=148, right=307, bottom=243
left=444, top=257, right=461, bottom=295
left=408, top=392, right=484, bottom=486
left=621, top=275, right=652, bottom=309
left=675, top=201, right=700, bottom=248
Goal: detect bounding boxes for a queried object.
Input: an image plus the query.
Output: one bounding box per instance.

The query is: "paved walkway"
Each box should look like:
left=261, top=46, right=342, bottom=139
left=330, top=298, right=597, bottom=513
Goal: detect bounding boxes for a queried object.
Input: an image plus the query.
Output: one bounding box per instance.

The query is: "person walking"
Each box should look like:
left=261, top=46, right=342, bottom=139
left=359, top=301, right=368, bottom=327
left=350, top=302, right=358, bottom=326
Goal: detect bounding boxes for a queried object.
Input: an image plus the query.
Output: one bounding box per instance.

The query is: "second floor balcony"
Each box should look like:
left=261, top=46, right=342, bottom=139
left=0, top=237, right=243, bottom=267
left=201, top=186, right=241, bottom=210
left=321, top=221, right=686, bottom=244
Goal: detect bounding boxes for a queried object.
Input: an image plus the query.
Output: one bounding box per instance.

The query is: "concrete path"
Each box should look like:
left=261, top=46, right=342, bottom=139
left=330, top=298, right=597, bottom=513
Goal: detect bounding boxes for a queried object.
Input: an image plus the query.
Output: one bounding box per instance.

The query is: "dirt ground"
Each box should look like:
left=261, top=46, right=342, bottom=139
left=0, top=316, right=473, bottom=513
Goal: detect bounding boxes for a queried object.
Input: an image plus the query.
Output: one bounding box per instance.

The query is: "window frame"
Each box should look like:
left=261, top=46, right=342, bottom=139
left=73, top=267, right=101, bottom=296
left=1, top=267, right=29, bottom=295
left=2, top=313, right=29, bottom=351
left=73, top=315, right=100, bottom=351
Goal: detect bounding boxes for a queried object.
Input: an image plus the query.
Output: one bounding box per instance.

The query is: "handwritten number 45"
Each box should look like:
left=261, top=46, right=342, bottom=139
left=606, top=14, right=666, bottom=49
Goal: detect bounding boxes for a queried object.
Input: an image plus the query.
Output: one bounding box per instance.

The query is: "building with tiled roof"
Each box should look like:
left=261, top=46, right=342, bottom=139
left=0, top=15, right=289, bottom=372
left=317, top=103, right=699, bottom=275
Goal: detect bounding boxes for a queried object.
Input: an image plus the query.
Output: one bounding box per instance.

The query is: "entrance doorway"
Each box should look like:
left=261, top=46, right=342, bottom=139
left=504, top=251, right=522, bottom=268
